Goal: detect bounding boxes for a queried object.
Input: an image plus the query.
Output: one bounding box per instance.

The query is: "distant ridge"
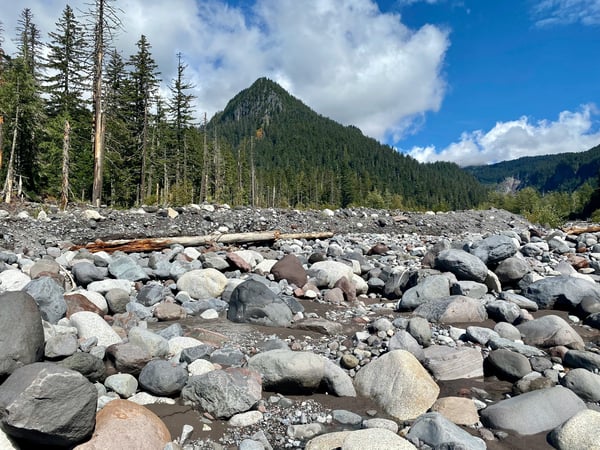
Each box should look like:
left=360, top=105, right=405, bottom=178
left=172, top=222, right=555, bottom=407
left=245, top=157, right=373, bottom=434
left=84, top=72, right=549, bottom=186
left=465, top=144, right=600, bottom=193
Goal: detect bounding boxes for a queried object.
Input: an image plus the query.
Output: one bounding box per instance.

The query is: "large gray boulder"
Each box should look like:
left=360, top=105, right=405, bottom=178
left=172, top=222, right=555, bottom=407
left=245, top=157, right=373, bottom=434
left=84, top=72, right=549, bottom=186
left=522, top=275, right=600, bottom=310
left=22, top=276, right=66, bottom=324
left=517, top=315, right=584, bottom=350
left=0, top=362, right=97, bottom=447
left=181, top=367, right=262, bottom=418
left=471, top=234, right=518, bottom=265
left=406, top=412, right=486, bottom=450
left=413, top=295, right=487, bottom=323
left=434, top=249, right=488, bottom=282
left=563, top=349, right=600, bottom=371
left=397, top=274, right=451, bottom=310
left=423, top=345, right=484, bottom=380
left=354, top=350, right=439, bottom=421
left=560, top=368, right=600, bottom=402
left=138, top=359, right=188, bottom=396
left=0, top=291, right=44, bottom=379
left=108, top=255, right=149, bottom=281
left=480, top=386, right=586, bottom=435
left=247, top=349, right=355, bottom=396
left=227, top=279, right=293, bottom=327
left=495, top=256, right=530, bottom=284
left=485, top=349, right=531, bottom=381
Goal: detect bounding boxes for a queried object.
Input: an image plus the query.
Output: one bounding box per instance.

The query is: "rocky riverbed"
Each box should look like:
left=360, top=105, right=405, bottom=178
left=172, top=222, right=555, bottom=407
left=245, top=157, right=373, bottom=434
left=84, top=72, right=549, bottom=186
left=0, top=203, right=599, bottom=450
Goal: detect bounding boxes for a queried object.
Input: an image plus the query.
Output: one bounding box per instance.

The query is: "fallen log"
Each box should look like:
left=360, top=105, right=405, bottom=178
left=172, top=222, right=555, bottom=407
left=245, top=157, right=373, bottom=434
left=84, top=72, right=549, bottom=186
left=563, top=225, right=600, bottom=235
left=71, top=230, right=335, bottom=253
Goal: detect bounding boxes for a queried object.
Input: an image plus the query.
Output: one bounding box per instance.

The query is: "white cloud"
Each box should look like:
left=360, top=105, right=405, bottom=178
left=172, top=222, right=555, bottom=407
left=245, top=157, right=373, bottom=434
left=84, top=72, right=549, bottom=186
left=533, top=0, right=600, bottom=26
left=408, top=104, right=600, bottom=166
left=0, top=0, right=449, bottom=141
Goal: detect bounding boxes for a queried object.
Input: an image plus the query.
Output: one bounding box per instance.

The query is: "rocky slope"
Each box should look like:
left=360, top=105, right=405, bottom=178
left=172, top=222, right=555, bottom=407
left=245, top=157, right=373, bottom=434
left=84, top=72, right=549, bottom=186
left=0, top=204, right=599, bottom=450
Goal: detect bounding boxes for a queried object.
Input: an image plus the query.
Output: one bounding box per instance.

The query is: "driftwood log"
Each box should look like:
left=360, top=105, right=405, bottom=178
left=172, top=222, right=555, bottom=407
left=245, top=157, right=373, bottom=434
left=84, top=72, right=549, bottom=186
left=71, top=230, right=335, bottom=253
left=563, top=225, right=600, bottom=235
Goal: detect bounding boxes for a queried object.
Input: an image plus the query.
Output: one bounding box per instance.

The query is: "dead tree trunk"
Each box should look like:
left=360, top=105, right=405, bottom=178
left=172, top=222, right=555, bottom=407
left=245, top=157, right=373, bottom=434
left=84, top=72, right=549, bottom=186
left=60, top=119, right=70, bottom=210
left=3, top=105, right=19, bottom=204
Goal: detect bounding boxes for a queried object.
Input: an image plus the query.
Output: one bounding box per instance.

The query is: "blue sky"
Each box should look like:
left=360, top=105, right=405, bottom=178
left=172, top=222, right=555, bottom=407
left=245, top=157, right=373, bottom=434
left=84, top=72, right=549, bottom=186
left=1, top=0, right=599, bottom=166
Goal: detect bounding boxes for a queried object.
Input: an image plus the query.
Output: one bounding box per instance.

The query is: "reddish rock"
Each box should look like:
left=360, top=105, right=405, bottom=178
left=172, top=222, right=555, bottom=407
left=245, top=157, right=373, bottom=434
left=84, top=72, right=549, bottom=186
left=153, top=302, right=187, bottom=321
left=74, top=400, right=170, bottom=450
left=367, top=243, right=389, bottom=255
left=105, top=342, right=152, bottom=375
left=271, top=254, right=308, bottom=287
left=567, top=254, right=589, bottom=270
left=226, top=252, right=252, bottom=272
left=64, top=294, right=104, bottom=318
left=334, top=276, right=356, bottom=303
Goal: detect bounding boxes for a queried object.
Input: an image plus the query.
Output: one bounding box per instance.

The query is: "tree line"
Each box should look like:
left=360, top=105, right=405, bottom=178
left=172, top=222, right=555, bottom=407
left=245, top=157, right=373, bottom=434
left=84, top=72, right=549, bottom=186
left=0, top=3, right=216, bottom=208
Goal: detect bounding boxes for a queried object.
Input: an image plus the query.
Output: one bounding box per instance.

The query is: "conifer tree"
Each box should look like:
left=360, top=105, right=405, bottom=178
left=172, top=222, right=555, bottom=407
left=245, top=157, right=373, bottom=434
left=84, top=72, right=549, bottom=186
left=168, top=52, right=195, bottom=186
left=42, top=5, right=90, bottom=207
left=127, top=35, right=160, bottom=204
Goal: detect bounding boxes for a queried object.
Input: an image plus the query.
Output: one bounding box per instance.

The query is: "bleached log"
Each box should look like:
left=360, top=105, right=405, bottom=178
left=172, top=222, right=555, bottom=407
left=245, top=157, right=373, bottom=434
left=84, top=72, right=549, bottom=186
left=72, top=230, right=334, bottom=253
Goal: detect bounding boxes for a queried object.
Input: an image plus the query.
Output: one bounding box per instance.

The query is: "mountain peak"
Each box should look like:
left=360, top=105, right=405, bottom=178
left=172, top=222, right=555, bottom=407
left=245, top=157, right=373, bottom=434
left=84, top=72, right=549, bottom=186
left=218, top=77, right=301, bottom=125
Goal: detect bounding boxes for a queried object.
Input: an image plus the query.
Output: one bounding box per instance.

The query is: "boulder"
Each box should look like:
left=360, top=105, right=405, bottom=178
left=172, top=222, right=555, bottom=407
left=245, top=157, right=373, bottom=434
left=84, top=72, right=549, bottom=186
left=398, top=275, right=451, bottom=310
left=430, top=397, right=479, bottom=426
left=69, top=311, right=122, bottom=347
left=422, top=345, right=484, bottom=380
left=104, top=373, right=138, bottom=398
left=136, top=282, right=167, bottom=307
left=517, top=315, right=584, bottom=350
left=0, top=363, right=97, bottom=447
left=176, top=268, right=228, bottom=300
left=470, top=234, right=518, bottom=265
left=387, top=330, right=425, bottom=361
left=548, top=409, right=600, bottom=450
left=58, top=352, right=106, bottom=383
left=434, top=249, right=488, bottom=282
left=227, top=279, right=293, bottom=327
left=494, top=256, right=530, bottom=284
left=486, top=300, right=521, bottom=323
left=522, top=275, right=600, bottom=310
left=108, top=255, right=149, bottom=282
left=71, top=261, right=106, bottom=287
left=0, top=291, right=44, bottom=379
left=341, top=429, right=416, bottom=449
left=271, top=254, right=308, bottom=287
left=480, top=386, right=586, bottom=435
left=181, top=367, right=262, bottom=418
left=563, top=349, right=600, bottom=371
left=560, top=368, right=600, bottom=402
left=0, top=269, right=31, bottom=292
left=22, top=276, right=67, bottom=324
left=484, top=349, right=531, bottom=381
left=127, top=327, right=169, bottom=359
left=307, top=261, right=355, bottom=288
left=138, top=359, right=188, bottom=397
left=354, top=350, right=439, bottom=421
left=74, top=399, right=170, bottom=450
left=105, top=342, right=151, bottom=375
left=413, top=295, right=487, bottom=323
left=248, top=349, right=355, bottom=396
left=406, top=412, right=485, bottom=450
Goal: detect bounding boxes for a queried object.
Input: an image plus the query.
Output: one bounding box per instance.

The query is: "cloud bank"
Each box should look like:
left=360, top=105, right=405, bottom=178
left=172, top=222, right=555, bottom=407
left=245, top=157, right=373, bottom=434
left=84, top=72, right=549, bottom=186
left=408, top=104, right=600, bottom=166
left=0, top=0, right=449, bottom=142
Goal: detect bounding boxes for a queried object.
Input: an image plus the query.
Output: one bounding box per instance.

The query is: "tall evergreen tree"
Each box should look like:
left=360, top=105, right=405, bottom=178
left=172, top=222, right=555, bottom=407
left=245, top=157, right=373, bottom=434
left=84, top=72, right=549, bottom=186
left=41, top=5, right=90, bottom=207
left=168, top=52, right=195, bottom=185
left=126, top=34, right=160, bottom=204
left=1, top=10, right=44, bottom=200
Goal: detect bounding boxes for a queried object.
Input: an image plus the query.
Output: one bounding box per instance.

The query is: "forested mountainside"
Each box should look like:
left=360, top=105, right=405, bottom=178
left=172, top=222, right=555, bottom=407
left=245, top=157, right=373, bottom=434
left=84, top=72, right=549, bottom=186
left=0, top=6, right=487, bottom=210
left=209, top=78, right=487, bottom=210
left=465, top=144, right=600, bottom=193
